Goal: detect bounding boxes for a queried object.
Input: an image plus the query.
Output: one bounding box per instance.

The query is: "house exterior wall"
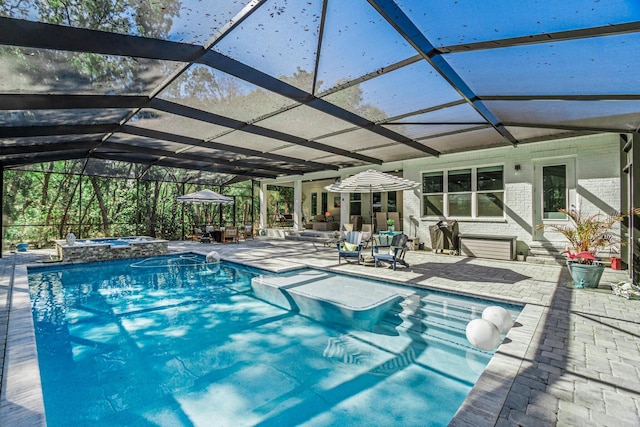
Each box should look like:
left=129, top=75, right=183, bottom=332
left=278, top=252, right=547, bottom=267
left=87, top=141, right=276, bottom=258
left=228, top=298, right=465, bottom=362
left=261, top=133, right=623, bottom=256
left=402, top=133, right=621, bottom=253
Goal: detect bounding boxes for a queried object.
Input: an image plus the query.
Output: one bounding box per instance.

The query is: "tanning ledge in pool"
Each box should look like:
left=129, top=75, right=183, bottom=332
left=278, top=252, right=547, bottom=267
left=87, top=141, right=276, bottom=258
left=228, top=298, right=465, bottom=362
left=251, top=270, right=406, bottom=329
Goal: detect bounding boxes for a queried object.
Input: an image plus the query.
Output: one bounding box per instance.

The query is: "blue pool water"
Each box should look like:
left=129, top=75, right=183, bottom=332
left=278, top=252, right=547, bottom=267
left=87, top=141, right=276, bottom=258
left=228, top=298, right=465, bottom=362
left=79, top=237, right=151, bottom=246
left=28, top=254, right=521, bottom=426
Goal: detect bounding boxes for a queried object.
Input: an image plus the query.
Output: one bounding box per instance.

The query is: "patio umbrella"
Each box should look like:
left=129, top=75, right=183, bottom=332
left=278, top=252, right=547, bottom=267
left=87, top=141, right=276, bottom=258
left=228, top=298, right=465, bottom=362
left=325, top=169, right=420, bottom=257
left=177, top=190, right=234, bottom=237
left=177, top=189, right=234, bottom=204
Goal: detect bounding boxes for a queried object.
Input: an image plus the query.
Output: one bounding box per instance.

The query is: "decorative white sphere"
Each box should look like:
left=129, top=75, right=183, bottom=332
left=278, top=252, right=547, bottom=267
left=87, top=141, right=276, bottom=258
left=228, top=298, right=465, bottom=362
left=466, top=319, right=501, bottom=351
left=482, top=306, right=513, bottom=334
left=205, top=251, right=220, bottom=263
left=66, top=232, right=76, bottom=246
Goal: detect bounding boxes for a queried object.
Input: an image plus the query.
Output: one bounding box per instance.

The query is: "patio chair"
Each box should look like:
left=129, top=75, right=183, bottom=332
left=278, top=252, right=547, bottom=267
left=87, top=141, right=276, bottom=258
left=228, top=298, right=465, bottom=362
left=387, top=212, right=401, bottom=231
left=361, top=224, right=373, bottom=248
left=240, top=224, right=253, bottom=240
left=191, top=227, right=204, bottom=241
left=374, top=233, right=409, bottom=270
left=199, top=225, right=218, bottom=243
left=223, top=226, right=238, bottom=243
left=340, top=223, right=354, bottom=239
left=337, top=231, right=363, bottom=264
left=350, top=215, right=363, bottom=231
left=375, top=212, right=388, bottom=233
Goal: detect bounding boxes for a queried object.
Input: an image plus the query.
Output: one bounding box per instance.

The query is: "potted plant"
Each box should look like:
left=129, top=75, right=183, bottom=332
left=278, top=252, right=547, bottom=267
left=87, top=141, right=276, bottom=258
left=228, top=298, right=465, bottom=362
left=387, top=218, right=395, bottom=232
left=538, top=207, right=625, bottom=288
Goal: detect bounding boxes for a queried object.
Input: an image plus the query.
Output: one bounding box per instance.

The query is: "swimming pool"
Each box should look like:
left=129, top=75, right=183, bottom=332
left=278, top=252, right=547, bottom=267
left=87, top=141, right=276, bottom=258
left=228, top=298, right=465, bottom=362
left=28, top=254, right=521, bottom=426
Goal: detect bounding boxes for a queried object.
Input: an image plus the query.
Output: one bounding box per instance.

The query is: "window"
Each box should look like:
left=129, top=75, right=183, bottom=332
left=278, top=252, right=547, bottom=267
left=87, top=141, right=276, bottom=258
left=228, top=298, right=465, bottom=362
left=477, top=166, right=505, bottom=217
left=447, top=169, right=472, bottom=217
left=422, top=172, right=444, bottom=216
left=321, top=192, right=328, bottom=214
left=422, top=166, right=504, bottom=218
left=542, top=165, right=567, bottom=220
left=373, top=192, right=382, bottom=212
left=387, top=192, right=397, bottom=212
left=350, top=193, right=361, bottom=216
left=311, top=192, right=317, bottom=215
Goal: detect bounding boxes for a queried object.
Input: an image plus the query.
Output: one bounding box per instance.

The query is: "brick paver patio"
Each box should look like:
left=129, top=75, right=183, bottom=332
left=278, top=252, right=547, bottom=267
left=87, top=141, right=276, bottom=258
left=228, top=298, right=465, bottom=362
left=1, top=239, right=637, bottom=426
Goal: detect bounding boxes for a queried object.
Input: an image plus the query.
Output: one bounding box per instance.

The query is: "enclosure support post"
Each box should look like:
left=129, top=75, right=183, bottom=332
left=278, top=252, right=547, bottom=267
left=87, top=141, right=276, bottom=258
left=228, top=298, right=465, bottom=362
left=218, top=186, right=223, bottom=226
left=181, top=182, right=185, bottom=240
left=78, top=173, right=82, bottom=239
left=631, top=133, right=639, bottom=286
left=136, top=179, right=140, bottom=236
left=259, top=182, right=267, bottom=231
left=0, top=166, right=3, bottom=258
left=232, top=196, right=237, bottom=226
left=251, top=180, right=255, bottom=232
left=623, top=133, right=638, bottom=286
left=293, top=179, right=302, bottom=232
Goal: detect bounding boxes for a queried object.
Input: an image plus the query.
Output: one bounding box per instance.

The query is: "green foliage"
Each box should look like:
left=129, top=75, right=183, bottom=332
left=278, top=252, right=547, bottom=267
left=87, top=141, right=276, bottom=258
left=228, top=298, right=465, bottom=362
left=538, top=207, right=626, bottom=264
left=2, top=168, right=258, bottom=248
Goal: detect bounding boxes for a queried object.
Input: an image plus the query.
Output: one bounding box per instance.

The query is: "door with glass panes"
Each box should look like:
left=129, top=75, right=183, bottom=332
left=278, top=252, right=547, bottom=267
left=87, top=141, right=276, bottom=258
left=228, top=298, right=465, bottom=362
left=533, top=158, right=576, bottom=240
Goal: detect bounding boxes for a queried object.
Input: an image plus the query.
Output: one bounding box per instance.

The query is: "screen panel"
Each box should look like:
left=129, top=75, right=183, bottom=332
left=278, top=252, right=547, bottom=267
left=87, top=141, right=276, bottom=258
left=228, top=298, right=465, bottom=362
left=322, top=60, right=463, bottom=121
left=446, top=33, right=640, bottom=96
left=397, top=0, right=640, bottom=47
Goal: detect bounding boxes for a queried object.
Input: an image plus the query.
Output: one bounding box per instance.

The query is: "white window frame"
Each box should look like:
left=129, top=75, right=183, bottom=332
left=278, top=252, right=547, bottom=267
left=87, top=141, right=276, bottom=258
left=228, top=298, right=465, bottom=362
left=422, top=165, right=505, bottom=219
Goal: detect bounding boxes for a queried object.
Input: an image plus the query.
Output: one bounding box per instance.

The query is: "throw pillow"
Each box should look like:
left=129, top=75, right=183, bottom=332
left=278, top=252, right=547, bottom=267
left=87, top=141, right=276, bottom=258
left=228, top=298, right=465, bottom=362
left=343, top=242, right=358, bottom=251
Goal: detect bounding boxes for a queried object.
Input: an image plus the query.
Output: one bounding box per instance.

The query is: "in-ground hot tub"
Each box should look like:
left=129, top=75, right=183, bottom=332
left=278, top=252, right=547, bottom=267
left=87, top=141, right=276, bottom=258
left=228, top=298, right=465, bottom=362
left=55, top=236, right=168, bottom=263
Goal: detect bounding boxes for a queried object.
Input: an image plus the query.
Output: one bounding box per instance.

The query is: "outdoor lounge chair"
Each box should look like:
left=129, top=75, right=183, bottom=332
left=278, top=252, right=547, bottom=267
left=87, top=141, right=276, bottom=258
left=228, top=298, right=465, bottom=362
left=387, top=212, right=401, bottom=231
left=340, top=223, right=354, bottom=239
left=374, top=233, right=409, bottom=270
left=199, top=225, right=220, bottom=243
left=240, top=224, right=253, bottom=240
left=223, top=226, right=238, bottom=243
left=337, top=231, right=363, bottom=264
left=361, top=224, right=373, bottom=248
left=350, top=215, right=363, bottom=231
left=191, top=227, right=204, bottom=241
left=375, top=212, right=388, bottom=233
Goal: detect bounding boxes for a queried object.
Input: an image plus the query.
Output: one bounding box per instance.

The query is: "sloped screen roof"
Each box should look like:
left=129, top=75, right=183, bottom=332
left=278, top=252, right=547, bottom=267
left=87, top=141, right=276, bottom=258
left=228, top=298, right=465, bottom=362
left=1, top=0, right=639, bottom=184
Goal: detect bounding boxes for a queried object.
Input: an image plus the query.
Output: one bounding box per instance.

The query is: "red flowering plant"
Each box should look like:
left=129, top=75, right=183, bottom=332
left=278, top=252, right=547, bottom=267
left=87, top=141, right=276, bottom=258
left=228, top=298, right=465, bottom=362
left=538, top=207, right=626, bottom=265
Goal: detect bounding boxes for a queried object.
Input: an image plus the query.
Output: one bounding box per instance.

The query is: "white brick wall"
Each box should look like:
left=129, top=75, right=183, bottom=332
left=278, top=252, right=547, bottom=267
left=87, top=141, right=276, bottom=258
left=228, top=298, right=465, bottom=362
left=401, top=133, right=622, bottom=251
left=265, top=133, right=623, bottom=254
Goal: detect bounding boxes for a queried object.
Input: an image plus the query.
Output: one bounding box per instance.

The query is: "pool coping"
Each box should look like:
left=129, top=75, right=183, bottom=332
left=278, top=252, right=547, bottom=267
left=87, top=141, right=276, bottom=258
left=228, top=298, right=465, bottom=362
left=0, top=264, right=46, bottom=426
left=1, top=252, right=540, bottom=427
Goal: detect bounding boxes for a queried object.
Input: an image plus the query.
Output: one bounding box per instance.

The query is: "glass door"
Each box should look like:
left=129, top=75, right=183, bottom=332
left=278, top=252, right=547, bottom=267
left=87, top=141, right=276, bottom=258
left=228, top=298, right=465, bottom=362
left=533, top=158, right=576, bottom=240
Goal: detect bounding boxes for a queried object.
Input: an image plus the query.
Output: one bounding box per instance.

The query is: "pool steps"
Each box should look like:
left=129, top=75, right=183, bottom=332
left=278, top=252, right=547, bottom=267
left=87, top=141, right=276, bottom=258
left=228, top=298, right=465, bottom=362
left=251, top=270, right=516, bottom=354
left=378, top=297, right=513, bottom=353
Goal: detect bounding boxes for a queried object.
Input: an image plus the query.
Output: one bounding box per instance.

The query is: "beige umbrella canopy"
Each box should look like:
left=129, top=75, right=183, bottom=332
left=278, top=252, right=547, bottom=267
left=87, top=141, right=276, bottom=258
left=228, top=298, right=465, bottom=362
left=325, top=169, right=420, bottom=194
left=177, top=189, right=234, bottom=204
left=178, top=189, right=234, bottom=233
left=325, top=170, right=420, bottom=255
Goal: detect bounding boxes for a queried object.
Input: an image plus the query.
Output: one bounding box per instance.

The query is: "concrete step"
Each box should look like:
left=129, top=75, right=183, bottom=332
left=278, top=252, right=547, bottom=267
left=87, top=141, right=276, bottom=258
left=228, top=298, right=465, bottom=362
left=524, top=241, right=568, bottom=265
left=284, top=231, right=337, bottom=245
left=526, top=254, right=567, bottom=266
left=527, top=241, right=567, bottom=254
left=525, top=241, right=617, bottom=267
left=260, top=228, right=294, bottom=238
